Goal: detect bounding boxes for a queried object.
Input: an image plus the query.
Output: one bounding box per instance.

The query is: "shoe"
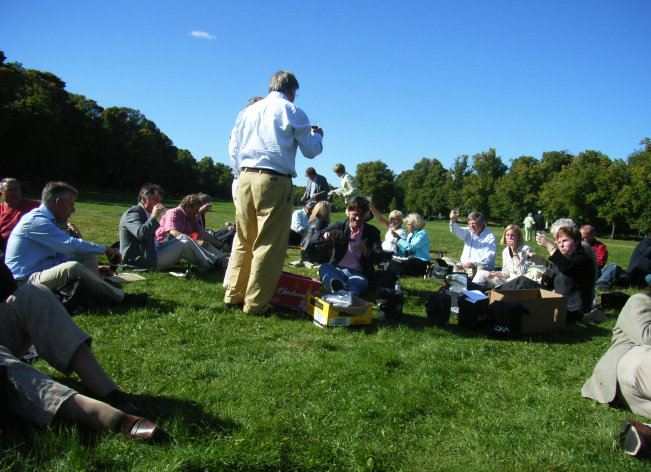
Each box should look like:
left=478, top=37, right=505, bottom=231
left=621, top=418, right=651, bottom=458
left=330, top=279, right=345, bottom=292
left=596, top=283, right=610, bottom=293
left=21, top=345, right=39, bottom=364
left=289, top=261, right=304, bottom=267
left=303, top=261, right=314, bottom=269
left=114, top=414, right=170, bottom=443
left=224, top=302, right=244, bottom=310
left=122, top=293, right=148, bottom=306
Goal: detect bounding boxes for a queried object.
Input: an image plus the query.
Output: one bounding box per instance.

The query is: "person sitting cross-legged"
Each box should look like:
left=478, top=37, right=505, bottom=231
left=0, top=261, right=167, bottom=442
left=317, top=197, right=383, bottom=295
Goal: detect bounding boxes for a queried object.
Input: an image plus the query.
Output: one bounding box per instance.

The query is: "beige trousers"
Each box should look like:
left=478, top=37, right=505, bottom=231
left=617, top=345, right=651, bottom=419
left=225, top=171, right=292, bottom=314
left=25, top=259, right=124, bottom=303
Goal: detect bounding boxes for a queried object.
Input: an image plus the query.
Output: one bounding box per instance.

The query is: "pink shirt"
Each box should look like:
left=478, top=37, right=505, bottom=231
left=337, top=224, right=364, bottom=272
left=155, top=206, right=202, bottom=243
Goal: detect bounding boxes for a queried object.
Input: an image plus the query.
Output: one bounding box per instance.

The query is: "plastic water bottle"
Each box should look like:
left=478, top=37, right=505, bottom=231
left=395, top=275, right=402, bottom=292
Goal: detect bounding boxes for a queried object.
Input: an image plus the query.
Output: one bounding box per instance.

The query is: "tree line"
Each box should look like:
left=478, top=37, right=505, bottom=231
left=2, top=52, right=649, bottom=238
left=0, top=51, right=233, bottom=199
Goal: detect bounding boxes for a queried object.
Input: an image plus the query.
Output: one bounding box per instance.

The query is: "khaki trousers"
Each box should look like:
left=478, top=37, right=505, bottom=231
left=26, top=259, right=124, bottom=303
left=617, top=345, right=651, bottom=419
left=1, top=284, right=90, bottom=425
left=225, top=171, right=292, bottom=314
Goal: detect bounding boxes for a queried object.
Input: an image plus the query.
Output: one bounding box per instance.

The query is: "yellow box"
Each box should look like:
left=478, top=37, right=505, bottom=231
left=305, top=291, right=373, bottom=327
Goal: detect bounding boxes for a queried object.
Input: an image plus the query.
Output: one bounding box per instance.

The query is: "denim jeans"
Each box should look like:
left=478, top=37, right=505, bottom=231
left=596, top=263, right=621, bottom=290
left=319, top=264, right=368, bottom=296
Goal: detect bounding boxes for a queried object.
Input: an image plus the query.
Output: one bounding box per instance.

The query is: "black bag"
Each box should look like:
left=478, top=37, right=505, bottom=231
left=0, top=364, right=8, bottom=436
left=457, top=295, right=489, bottom=330
left=376, top=287, right=404, bottom=319
left=388, top=257, right=429, bottom=277
left=214, top=228, right=236, bottom=247
left=488, top=301, right=527, bottom=338
left=429, top=258, right=452, bottom=280
left=53, top=278, right=96, bottom=315
left=496, top=275, right=546, bottom=291
left=372, top=269, right=398, bottom=289
left=601, top=291, right=630, bottom=311
left=426, top=292, right=451, bottom=327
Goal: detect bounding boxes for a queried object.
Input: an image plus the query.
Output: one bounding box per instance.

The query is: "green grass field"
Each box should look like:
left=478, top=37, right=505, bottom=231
left=2, top=190, right=649, bottom=471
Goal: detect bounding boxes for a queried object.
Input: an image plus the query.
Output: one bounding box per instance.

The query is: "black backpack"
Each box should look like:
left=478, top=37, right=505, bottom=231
left=376, top=287, right=404, bottom=319
left=426, top=292, right=451, bottom=327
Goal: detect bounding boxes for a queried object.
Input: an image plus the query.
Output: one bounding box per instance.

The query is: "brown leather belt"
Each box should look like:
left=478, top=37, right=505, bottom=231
left=242, top=167, right=292, bottom=178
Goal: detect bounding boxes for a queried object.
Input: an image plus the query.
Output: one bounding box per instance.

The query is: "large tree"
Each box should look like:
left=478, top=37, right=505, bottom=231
left=464, top=149, right=507, bottom=220
left=355, top=160, right=395, bottom=212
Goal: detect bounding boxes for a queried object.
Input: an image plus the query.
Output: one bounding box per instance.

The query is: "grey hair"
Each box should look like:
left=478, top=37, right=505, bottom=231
left=198, top=193, right=212, bottom=204
left=269, top=71, right=299, bottom=95
left=1, top=178, right=18, bottom=188
left=404, top=213, right=426, bottom=231
left=42, top=181, right=78, bottom=205
left=550, top=218, right=578, bottom=236
left=467, top=212, right=486, bottom=223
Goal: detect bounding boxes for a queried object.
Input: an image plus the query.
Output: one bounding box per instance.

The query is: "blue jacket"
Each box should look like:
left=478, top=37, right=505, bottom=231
left=396, top=229, right=431, bottom=261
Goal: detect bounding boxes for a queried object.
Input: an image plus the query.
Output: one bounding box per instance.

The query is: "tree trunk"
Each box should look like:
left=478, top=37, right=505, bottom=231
left=610, top=223, right=615, bottom=240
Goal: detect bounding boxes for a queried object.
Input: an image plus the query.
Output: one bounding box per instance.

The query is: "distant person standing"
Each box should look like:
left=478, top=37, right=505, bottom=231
left=523, top=213, right=536, bottom=241
left=225, top=71, right=323, bottom=314
left=329, top=164, right=360, bottom=204
left=301, top=167, right=329, bottom=202
left=533, top=210, right=545, bottom=232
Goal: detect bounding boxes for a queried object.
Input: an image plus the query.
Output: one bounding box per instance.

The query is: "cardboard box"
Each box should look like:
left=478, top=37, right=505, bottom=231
left=270, top=271, right=323, bottom=311
left=305, top=291, right=373, bottom=327
left=488, top=289, right=567, bottom=334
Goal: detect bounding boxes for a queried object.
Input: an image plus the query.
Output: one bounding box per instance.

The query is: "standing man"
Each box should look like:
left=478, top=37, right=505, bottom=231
left=523, top=213, right=536, bottom=242
left=329, top=164, right=360, bottom=204
left=533, top=210, right=545, bottom=232
left=0, top=178, right=40, bottom=254
left=226, top=71, right=324, bottom=314
left=301, top=167, right=329, bottom=202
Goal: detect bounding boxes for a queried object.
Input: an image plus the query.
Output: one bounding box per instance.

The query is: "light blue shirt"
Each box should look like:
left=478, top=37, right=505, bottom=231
left=396, top=229, right=431, bottom=261
left=5, top=204, right=105, bottom=280
left=229, top=91, right=323, bottom=178
left=291, top=209, right=309, bottom=234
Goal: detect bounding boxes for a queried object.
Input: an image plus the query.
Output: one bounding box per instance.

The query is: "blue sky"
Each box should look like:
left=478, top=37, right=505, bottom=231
left=2, top=1, right=650, bottom=177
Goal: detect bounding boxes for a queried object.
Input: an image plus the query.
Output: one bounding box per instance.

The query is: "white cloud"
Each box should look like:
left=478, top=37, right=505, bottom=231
left=189, top=30, right=216, bottom=40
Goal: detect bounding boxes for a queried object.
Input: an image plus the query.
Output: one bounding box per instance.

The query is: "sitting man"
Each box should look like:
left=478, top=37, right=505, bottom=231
left=447, top=211, right=497, bottom=278
left=0, top=178, right=40, bottom=255
left=301, top=167, right=329, bottom=203
left=289, top=200, right=316, bottom=246
left=155, top=194, right=230, bottom=259
left=596, top=238, right=651, bottom=292
left=119, top=184, right=221, bottom=271
left=5, top=181, right=146, bottom=306
left=0, top=261, right=166, bottom=441
left=582, top=282, right=651, bottom=458
left=317, top=196, right=383, bottom=295
left=581, top=225, right=608, bottom=271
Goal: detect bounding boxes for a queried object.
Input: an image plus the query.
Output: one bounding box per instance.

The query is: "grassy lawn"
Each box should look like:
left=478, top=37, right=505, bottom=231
left=2, top=190, right=649, bottom=471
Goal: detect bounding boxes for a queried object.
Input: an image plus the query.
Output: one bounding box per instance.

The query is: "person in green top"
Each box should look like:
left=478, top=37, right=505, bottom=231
left=329, top=163, right=360, bottom=204
left=523, top=212, right=536, bottom=241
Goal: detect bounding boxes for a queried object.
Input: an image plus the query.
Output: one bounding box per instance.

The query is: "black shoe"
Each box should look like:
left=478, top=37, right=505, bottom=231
left=123, top=293, right=148, bottom=306
left=22, top=346, right=39, bottom=364
left=224, top=302, right=244, bottom=310
left=330, top=279, right=345, bottom=292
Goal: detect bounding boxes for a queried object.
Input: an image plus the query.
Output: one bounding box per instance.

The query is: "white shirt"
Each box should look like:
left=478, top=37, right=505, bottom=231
left=449, top=222, right=497, bottom=269
left=229, top=91, right=323, bottom=177
left=382, top=227, right=407, bottom=251
left=291, top=209, right=309, bottom=234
